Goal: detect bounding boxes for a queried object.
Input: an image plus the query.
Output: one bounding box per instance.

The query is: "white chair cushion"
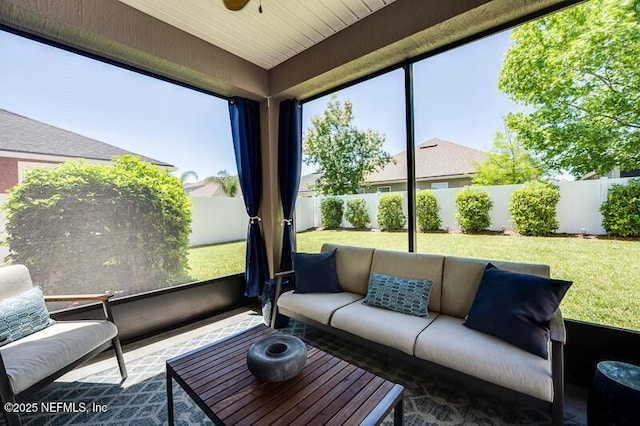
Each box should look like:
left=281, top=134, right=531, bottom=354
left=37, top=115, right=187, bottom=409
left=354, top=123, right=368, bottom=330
left=277, top=291, right=362, bottom=325
left=0, top=320, right=118, bottom=394
left=330, top=301, right=438, bottom=355
left=414, top=315, right=553, bottom=402
left=0, top=265, right=34, bottom=300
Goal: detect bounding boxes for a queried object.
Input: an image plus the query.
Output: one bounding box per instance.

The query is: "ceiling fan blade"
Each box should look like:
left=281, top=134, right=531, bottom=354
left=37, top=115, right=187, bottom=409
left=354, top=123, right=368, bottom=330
left=223, top=0, right=250, bottom=11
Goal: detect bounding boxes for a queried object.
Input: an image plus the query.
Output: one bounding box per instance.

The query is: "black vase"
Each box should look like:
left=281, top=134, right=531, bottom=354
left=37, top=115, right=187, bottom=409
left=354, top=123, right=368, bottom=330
left=246, top=335, right=307, bottom=382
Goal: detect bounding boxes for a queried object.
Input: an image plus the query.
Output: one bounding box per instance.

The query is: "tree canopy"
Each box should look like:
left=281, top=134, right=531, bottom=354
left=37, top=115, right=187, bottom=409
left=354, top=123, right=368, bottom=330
left=498, top=0, right=640, bottom=177
left=472, top=128, right=545, bottom=185
left=303, top=97, right=393, bottom=195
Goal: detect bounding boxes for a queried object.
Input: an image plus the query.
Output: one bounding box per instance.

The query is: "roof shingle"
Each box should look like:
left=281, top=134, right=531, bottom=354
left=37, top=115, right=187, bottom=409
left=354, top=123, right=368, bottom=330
left=366, top=138, right=487, bottom=183
left=0, top=108, right=172, bottom=167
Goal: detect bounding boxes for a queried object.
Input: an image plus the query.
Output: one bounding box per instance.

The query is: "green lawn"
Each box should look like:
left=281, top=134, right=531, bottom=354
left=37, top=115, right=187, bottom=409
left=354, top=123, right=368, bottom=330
left=187, top=230, right=640, bottom=331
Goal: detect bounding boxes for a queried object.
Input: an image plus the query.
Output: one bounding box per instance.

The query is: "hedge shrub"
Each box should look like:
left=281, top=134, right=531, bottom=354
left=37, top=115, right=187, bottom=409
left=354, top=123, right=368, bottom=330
left=345, top=197, right=370, bottom=229
left=2, top=156, right=192, bottom=295
left=416, top=190, right=441, bottom=232
left=600, top=179, right=640, bottom=237
left=320, top=197, right=344, bottom=228
left=377, top=193, right=406, bottom=231
left=509, top=181, right=560, bottom=236
left=454, top=188, right=493, bottom=233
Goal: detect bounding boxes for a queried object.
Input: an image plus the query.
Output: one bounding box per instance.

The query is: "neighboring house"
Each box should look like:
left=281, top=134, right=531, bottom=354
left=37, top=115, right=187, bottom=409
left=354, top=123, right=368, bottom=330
left=0, top=108, right=173, bottom=193
left=298, top=138, right=488, bottom=196
left=183, top=180, right=242, bottom=197
left=580, top=166, right=640, bottom=180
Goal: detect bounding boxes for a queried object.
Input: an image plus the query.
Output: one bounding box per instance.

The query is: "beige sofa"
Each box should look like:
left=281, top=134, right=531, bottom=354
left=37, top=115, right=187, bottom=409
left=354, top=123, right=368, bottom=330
left=276, top=243, right=566, bottom=425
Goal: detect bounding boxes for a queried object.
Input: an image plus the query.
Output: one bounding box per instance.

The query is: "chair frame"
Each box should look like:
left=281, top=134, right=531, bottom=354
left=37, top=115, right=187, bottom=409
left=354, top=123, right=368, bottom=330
left=0, top=294, right=127, bottom=426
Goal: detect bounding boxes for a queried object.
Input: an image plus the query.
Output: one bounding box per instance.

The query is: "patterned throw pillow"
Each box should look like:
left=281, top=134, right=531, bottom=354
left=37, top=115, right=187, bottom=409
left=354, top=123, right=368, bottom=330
left=364, top=272, right=433, bottom=317
left=0, top=287, right=55, bottom=346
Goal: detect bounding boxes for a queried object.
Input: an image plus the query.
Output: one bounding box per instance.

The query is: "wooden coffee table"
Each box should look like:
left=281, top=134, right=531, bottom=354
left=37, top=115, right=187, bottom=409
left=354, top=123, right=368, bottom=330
left=166, top=323, right=404, bottom=425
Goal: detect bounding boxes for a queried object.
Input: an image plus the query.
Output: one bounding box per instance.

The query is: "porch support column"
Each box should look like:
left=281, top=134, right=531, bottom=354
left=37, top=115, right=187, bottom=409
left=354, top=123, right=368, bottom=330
left=404, top=63, right=417, bottom=252
left=260, top=98, right=284, bottom=279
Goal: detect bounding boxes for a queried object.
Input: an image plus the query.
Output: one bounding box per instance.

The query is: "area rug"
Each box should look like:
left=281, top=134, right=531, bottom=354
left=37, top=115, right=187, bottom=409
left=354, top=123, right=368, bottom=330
left=5, top=315, right=585, bottom=425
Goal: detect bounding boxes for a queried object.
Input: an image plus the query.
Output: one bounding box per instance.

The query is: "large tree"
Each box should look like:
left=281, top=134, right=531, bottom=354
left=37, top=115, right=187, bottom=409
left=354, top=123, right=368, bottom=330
left=498, top=0, right=640, bottom=177
left=472, top=128, right=545, bottom=185
left=303, top=97, right=393, bottom=195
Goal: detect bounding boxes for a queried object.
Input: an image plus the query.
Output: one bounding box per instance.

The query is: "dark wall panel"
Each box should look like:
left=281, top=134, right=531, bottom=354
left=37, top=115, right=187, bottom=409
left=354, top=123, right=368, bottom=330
left=565, top=320, right=640, bottom=387
left=50, top=274, right=250, bottom=343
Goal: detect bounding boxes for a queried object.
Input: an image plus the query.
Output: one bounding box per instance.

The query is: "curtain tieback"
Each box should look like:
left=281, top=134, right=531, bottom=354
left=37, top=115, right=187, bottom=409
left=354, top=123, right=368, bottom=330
left=283, top=219, right=293, bottom=225
left=249, top=216, right=262, bottom=224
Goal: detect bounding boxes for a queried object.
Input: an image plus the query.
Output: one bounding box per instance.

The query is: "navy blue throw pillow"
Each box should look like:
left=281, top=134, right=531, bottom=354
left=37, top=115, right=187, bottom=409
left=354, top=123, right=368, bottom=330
left=292, top=250, right=342, bottom=293
left=464, top=263, right=572, bottom=359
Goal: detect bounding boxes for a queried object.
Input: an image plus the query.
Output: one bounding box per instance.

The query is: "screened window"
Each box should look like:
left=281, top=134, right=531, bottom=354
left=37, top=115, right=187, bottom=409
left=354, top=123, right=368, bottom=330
left=0, top=30, right=245, bottom=307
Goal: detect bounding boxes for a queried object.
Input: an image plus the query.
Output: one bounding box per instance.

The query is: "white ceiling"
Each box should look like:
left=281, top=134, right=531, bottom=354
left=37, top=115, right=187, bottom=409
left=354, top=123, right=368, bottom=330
left=117, top=0, right=396, bottom=70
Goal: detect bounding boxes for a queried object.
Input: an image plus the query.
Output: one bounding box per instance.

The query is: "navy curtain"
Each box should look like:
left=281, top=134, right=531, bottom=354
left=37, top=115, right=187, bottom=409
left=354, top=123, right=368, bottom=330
left=278, top=99, right=303, bottom=272
left=229, top=97, right=268, bottom=297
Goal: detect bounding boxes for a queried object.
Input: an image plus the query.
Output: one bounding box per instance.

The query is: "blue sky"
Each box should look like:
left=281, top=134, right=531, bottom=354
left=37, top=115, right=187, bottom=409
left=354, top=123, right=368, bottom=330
left=0, top=28, right=522, bottom=179
left=302, top=29, right=522, bottom=174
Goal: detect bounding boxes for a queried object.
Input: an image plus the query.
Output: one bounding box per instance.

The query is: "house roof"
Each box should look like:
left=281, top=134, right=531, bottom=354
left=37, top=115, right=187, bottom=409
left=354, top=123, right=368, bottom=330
left=298, top=172, right=323, bottom=195
left=366, top=138, right=487, bottom=183
left=0, top=108, right=172, bottom=167
left=299, top=138, right=487, bottom=192
left=184, top=180, right=233, bottom=197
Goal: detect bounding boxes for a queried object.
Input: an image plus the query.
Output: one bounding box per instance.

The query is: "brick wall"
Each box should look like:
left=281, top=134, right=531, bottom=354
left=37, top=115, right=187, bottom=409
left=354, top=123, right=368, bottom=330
left=0, top=157, right=62, bottom=193
left=0, top=157, right=19, bottom=193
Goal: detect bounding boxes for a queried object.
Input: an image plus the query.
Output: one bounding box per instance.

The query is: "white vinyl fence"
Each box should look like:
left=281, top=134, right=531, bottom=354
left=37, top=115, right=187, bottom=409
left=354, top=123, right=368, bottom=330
left=295, top=177, right=633, bottom=235
left=0, top=177, right=634, bottom=264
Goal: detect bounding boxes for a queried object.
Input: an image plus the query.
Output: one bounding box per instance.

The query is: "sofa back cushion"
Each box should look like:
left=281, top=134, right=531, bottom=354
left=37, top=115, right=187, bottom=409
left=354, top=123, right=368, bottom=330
left=441, top=256, right=550, bottom=318
left=370, top=249, right=445, bottom=313
left=321, top=243, right=374, bottom=295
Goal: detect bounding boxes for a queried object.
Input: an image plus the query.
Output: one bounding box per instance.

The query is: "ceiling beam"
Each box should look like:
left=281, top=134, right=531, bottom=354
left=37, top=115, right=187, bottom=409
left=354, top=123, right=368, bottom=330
left=268, top=0, right=576, bottom=100
left=0, top=0, right=269, bottom=100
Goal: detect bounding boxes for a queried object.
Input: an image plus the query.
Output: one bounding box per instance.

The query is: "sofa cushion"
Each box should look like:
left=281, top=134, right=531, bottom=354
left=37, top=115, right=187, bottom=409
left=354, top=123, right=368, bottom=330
left=0, top=264, right=35, bottom=300
left=331, top=300, right=438, bottom=355
left=0, top=287, right=54, bottom=346
left=370, top=250, right=444, bottom=313
left=440, top=256, right=550, bottom=318
left=321, top=244, right=374, bottom=295
left=464, top=264, right=572, bottom=359
left=414, top=315, right=554, bottom=402
left=277, top=291, right=362, bottom=325
left=0, top=320, right=118, bottom=394
left=364, top=272, right=432, bottom=317
left=292, top=250, right=342, bottom=293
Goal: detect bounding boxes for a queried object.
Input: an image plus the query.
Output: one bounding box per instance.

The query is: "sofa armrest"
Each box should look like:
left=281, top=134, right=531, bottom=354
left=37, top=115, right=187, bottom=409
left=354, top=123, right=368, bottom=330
left=270, top=270, right=294, bottom=328
left=274, top=270, right=294, bottom=279
left=550, top=308, right=566, bottom=344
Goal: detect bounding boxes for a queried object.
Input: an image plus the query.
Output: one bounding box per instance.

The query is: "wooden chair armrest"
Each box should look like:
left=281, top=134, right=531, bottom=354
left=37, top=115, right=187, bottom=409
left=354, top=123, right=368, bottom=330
left=550, top=308, right=566, bottom=344
left=274, top=270, right=294, bottom=279
left=44, top=294, right=114, bottom=302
